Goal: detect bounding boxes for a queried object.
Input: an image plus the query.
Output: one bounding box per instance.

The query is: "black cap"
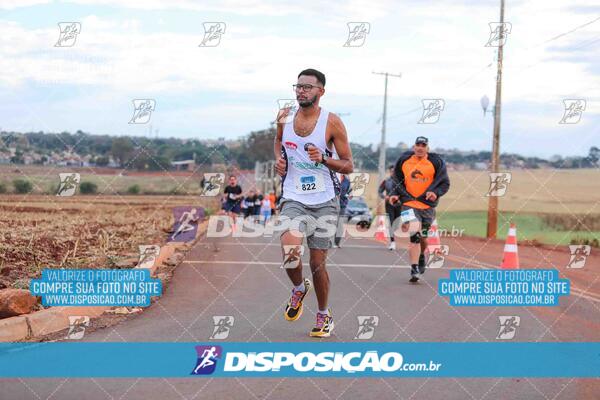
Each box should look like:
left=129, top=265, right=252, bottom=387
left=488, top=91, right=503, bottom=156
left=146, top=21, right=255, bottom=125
left=415, top=136, right=428, bottom=145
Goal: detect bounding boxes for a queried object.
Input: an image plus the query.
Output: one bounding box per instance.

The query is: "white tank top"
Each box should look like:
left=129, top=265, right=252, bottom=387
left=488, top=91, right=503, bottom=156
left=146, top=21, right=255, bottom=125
left=280, top=108, right=340, bottom=205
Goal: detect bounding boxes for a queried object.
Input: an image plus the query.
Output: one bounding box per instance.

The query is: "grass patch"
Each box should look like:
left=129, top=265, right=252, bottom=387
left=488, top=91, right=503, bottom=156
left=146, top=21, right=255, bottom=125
left=437, top=211, right=600, bottom=246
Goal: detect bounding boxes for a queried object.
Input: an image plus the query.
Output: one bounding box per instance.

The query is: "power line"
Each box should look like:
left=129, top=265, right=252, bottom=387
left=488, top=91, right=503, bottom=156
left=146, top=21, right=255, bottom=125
left=458, top=15, right=600, bottom=91
left=540, top=15, right=600, bottom=46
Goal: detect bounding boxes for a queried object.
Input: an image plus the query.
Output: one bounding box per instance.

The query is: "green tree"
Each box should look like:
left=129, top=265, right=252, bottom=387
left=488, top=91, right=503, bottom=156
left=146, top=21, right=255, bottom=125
left=243, top=128, right=276, bottom=162
left=588, top=146, right=599, bottom=167
left=111, top=138, right=134, bottom=167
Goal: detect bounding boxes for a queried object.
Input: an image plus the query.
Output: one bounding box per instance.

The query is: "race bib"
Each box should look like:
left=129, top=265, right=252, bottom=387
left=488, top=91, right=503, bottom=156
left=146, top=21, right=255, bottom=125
left=400, top=208, right=417, bottom=222
left=294, top=174, right=325, bottom=194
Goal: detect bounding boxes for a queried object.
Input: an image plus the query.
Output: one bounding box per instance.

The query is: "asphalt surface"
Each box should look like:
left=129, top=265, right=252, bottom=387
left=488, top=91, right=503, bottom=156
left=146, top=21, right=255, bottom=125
left=1, top=222, right=598, bottom=399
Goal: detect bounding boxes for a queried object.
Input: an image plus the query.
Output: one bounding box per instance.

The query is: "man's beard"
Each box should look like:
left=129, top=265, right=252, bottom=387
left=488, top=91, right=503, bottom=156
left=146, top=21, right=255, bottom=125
left=298, top=95, right=318, bottom=108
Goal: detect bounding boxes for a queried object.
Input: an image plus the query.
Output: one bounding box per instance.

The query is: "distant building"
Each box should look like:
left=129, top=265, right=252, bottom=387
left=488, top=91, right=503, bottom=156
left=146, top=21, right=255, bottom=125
left=171, top=159, right=196, bottom=171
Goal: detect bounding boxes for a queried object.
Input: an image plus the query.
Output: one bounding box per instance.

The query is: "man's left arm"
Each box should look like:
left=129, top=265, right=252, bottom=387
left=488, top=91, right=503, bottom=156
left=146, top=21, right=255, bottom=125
left=425, top=157, right=450, bottom=201
left=307, top=114, right=354, bottom=174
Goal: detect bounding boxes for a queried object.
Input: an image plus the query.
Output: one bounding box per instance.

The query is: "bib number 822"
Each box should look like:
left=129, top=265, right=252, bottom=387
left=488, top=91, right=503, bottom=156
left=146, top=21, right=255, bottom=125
left=301, top=183, right=316, bottom=191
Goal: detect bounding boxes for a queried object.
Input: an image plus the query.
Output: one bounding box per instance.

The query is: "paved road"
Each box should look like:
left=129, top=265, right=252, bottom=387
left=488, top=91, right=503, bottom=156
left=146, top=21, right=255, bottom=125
left=1, top=224, right=598, bottom=399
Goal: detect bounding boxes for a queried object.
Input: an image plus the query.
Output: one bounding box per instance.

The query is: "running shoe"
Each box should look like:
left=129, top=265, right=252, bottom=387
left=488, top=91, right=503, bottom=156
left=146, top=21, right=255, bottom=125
left=284, top=278, right=311, bottom=321
left=310, top=310, right=334, bottom=337
left=388, top=242, right=396, bottom=251
left=409, top=265, right=420, bottom=283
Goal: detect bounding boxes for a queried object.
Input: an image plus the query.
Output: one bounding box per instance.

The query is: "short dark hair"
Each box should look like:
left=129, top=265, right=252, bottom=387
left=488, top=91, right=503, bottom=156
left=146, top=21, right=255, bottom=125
left=229, top=175, right=236, bottom=179
left=298, top=68, right=326, bottom=87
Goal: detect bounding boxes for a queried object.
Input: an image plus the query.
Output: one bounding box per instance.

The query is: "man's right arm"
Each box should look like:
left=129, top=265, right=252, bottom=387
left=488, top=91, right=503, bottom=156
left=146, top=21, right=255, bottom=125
left=274, top=117, right=287, bottom=176
left=274, top=121, right=283, bottom=160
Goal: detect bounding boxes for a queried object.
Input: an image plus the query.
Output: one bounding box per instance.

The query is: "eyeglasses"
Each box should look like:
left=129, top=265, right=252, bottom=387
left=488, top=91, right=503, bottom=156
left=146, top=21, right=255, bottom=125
left=293, top=84, right=322, bottom=92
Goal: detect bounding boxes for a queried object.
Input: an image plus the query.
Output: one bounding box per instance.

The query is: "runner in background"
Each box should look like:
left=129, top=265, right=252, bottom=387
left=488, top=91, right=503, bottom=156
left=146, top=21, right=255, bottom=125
left=254, top=190, right=263, bottom=217
left=260, top=195, right=272, bottom=225
left=389, top=136, right=450, bottom=283
left=240, top=193, right=249, bottom=218
left=222, top=175, right=243, bottom=224
left=379, top=164, right=401, bottom=250
left=269, top=190, right=277, bottom=216
left=246, top=189, right=256, bottom=218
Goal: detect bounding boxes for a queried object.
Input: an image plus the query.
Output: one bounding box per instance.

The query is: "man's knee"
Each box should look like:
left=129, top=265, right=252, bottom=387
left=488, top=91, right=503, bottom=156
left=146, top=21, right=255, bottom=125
left=410, top=232, right=421, bottom=243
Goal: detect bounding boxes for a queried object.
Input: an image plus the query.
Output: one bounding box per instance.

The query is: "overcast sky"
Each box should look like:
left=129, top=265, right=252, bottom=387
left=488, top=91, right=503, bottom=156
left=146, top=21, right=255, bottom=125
left=0, top=0, right=599, bottom=157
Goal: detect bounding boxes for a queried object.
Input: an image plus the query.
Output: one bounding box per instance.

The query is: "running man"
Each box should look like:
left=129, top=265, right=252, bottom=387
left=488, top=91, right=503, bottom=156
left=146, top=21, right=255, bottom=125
left=222, top=175, right=243, bottom=222
left=274, top=68, right=354, bottom=337
left=378, top=164, right=401, bottom=250
left=244, top=189, right=256, bottom=219
left=254, top=189, right=263, bottom=217
left=389, top=136, right=450, bottom=282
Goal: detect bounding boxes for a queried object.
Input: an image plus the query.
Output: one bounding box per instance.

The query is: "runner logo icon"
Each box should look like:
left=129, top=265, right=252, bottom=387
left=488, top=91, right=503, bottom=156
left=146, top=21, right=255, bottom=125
left=192, top=345, right=222, bottom=375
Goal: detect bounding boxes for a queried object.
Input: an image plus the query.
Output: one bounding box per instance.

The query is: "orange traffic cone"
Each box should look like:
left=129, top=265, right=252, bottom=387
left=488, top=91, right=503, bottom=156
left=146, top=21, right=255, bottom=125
left=426, top=219, right=441, bottom=254
left=374, top=215, right=388, bottom=243
left=501, top=223, right=519, bottom=269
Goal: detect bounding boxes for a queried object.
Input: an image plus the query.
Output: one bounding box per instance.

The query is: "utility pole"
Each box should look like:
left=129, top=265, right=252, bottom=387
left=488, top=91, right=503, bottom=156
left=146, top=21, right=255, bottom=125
left=372, top=72, right=401, bottom=188
left=487, top=0, right=505, bottom=239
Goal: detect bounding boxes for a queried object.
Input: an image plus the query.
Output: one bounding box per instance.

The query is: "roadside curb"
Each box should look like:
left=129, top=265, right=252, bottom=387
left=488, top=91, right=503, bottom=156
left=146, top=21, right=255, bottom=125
left=0, top=219, right=209, bottom=342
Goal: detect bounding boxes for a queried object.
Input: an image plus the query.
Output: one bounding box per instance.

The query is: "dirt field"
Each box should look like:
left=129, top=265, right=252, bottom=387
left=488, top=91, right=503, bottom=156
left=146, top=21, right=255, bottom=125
left=0, top=195, right=216, bottom=290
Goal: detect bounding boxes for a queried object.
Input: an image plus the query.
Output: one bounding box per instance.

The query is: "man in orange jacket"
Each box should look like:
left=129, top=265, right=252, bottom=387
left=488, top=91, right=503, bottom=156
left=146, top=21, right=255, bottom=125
left=389, top=136, right=450, bottom=282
